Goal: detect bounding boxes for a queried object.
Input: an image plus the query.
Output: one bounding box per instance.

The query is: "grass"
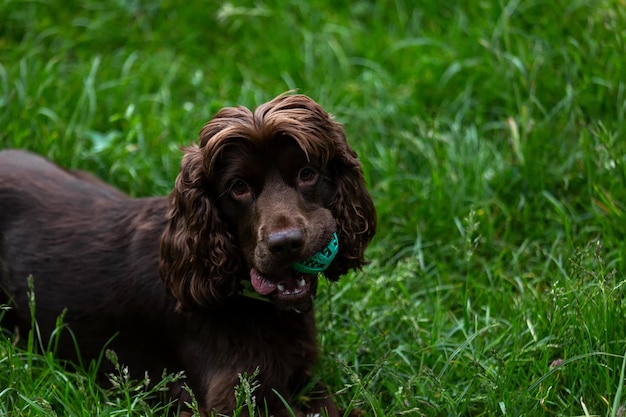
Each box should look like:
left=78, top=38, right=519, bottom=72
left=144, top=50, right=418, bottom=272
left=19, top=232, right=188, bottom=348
left=1, top=0, right=625, bottom=415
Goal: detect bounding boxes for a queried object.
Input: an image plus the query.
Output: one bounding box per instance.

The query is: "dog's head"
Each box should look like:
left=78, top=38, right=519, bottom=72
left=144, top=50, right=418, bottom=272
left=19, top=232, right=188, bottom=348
left=160, top=94, right=376, bottom=311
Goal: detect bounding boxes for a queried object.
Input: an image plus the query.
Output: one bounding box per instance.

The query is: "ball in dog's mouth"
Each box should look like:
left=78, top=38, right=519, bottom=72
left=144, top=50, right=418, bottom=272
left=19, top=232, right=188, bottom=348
left=290, top=232, right=338, bottom=274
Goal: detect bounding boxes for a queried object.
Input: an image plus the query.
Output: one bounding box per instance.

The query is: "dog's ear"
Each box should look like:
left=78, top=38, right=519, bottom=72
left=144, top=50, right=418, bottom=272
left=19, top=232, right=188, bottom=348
left=325, top=119, right=377, bottom=280
left=159, top=144, right=239, bottom=310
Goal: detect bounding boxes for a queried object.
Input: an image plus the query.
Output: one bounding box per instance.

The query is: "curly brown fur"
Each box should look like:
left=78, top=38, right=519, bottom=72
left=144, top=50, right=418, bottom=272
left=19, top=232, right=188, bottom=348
left=0, top=94, right=376, bottom=416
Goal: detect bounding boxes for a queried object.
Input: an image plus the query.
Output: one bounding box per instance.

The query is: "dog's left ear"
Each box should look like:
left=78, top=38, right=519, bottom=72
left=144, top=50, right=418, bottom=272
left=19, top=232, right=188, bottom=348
left=159, top=144, right=240, bottom=310
left=325, top=121, right=377, bottom=280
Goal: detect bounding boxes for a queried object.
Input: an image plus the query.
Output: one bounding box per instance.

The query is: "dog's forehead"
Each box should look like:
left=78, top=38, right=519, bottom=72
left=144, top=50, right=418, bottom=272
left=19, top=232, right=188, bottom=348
left=268, top=138, right=311, bottom=164
left=218, top=136, right=318, bottom=168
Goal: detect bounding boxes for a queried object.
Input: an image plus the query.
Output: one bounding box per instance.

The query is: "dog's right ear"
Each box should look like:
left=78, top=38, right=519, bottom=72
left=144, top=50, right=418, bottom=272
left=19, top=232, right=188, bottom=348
left=159, top=144, right=240, bottom=310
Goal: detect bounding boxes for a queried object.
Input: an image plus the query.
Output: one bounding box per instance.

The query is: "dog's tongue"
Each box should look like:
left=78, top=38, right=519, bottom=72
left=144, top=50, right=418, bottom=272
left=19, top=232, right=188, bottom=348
left=250, top=268, right=279, bottom=295
left=250, top=268, right=306, bottom=296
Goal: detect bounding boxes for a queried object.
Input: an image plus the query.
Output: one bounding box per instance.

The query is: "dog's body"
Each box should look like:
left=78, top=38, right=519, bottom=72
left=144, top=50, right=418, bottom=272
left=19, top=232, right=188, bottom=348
left=0, top=95, right=375, bottom=416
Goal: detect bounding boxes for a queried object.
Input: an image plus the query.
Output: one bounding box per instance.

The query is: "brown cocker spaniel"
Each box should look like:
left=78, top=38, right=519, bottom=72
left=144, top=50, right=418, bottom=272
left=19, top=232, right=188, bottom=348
left=0, top=94, right=376, bottom=416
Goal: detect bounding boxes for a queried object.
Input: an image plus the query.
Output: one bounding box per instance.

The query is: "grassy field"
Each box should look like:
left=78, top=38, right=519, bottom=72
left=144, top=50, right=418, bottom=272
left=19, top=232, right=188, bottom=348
left=1, top=0, right=626, bottom=415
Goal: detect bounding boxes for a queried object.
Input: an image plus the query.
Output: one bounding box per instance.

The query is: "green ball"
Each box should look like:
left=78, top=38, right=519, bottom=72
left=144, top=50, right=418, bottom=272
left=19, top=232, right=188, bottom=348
left=291, top=232, right=339, bottom=274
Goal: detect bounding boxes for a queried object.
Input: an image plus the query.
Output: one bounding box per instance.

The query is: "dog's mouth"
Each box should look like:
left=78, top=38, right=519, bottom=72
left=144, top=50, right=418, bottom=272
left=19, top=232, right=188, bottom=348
left=249, top=267, right=313, bottom=301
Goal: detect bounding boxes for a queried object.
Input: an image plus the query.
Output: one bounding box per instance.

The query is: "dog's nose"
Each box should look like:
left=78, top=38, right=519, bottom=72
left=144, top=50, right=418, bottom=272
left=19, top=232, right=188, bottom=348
left=267, top=228, right=305, bottom=257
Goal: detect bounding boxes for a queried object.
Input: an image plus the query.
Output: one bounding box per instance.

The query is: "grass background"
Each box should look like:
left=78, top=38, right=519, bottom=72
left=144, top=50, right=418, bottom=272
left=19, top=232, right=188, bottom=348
left=1, top=0, right=625, bottom=415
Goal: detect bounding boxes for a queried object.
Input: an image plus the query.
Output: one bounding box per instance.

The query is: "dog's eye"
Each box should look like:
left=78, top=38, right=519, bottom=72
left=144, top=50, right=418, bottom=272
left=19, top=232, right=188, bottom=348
left=230, top=179, right=249, bottom=196
left=298, top=167, right=317, bottom=183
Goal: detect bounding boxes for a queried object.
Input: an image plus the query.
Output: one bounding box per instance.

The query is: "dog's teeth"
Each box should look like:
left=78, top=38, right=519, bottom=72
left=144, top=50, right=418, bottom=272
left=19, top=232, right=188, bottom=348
left=298, top=278, right=306, bottom=287
left=277, top=284, right=285, bottom=292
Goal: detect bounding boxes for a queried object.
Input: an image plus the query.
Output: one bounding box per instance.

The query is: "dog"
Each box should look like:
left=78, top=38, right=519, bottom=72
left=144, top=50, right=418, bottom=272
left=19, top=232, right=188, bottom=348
left=0, top=94, right=376, bottom=416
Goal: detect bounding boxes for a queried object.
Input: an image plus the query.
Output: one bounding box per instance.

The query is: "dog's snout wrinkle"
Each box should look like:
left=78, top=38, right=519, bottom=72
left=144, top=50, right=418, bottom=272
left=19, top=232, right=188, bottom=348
left=267, top=228, right=305, bottom=257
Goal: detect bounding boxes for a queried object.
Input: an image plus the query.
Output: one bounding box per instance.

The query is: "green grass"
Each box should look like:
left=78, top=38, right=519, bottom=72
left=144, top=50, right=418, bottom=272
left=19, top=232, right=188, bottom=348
left=1, top=0, right=626, bottom=415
